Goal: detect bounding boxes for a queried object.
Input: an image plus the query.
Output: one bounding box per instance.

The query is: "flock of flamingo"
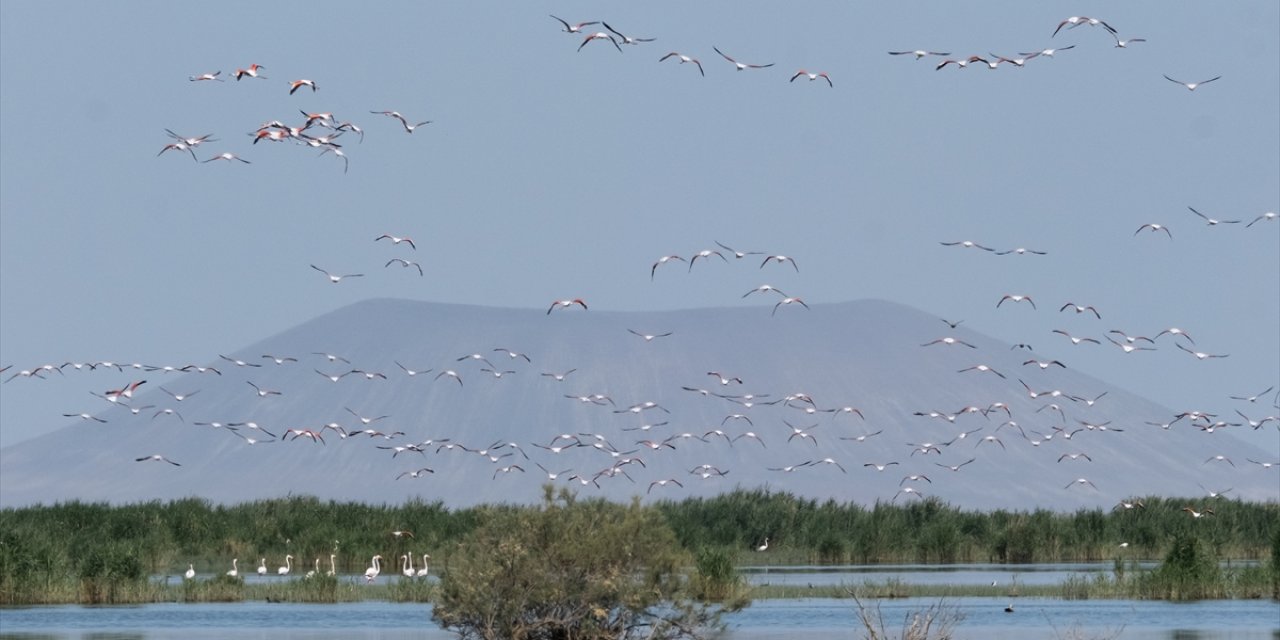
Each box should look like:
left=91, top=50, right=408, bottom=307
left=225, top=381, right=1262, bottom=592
left=2, top=9, right=1278, bottom=579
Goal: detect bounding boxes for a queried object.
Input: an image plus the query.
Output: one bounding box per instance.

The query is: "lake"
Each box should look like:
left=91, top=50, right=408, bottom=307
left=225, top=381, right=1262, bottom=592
left=2, top=565, right=1276, bottom=639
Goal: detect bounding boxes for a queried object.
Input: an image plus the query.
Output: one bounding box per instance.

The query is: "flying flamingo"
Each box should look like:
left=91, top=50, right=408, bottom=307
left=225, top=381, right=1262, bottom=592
left=659, top=52, right=705, bottom=76
left=311, top=264, right=364, bottom=283
left=547, top=299, right=588, bottom=314
left=713, top=47, right=774, bottom=70
left=1164, top=75, right=1221, bottom=91
left=550, top=15, right=598, bottom=34
left=232, top=64, right=266, bottom=80
left=790, top=70, right=832, bottom=86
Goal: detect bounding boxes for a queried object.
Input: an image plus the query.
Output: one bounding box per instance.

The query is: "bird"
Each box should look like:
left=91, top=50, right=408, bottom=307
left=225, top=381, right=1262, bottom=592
left=1204, top=455, right=1235, bottom=467
left=647, top=478, right=683, bottom=493
left=958, top=364, right=1006, bottom=379
left=396, top=468, right=434, bottom=480
left=1065, top=478, right=1099, bottom=490
left=232, top=63, right=266, bottom=80
left=277, top=555, right=293, bottom=576
left=157, top=142, right=198, bottom=162
left=493, top=348, right=532, bottom=362
left=226, top=559, right=239, bottom=578
left=864, top=462, right=899, bottom=472
left=550, top=15, right=599, bottom=34
left=385, top=258, right=424, bottom=276
left=288, top=79, right=317, bottom=94
left=1188, top=207, right=1240, bottom=226
left=1246, top=212, right=1277, bottom=227
left=659, top=52, right=704, bottom=76
left=63, top=412, right=107, bottom=423
left=888, top=50, right=950, bottom=60
left=995, top=247, right=1047, bottom=256
left=756, top=538, right=769, bottom=552
left=1182, top=507, right=1214, bottom=519
left=1022, top=46, right=1076, bottom=58
left=935, top=459, right=975, bottom=472
left=1154, top=327, right=1195, bottom=344
left=1113, top=36, right=1147, bottom=48
left=311, top=265, right=364, bottom=283
left=370, top=111, right=431, bottom=133
left=1177, top=343, right=1228, bottom=360
left=578, top=32, right=622, bottom=53
left=997, top=294, right=1036, bottom=310
left=135, top=454, right=180, bottom=466
left=202, top=152, right=250, bottom=164
left=189, top=71, right=223, bottom=82
left=1023, top=359, right=1066, bottom=370
left=547, top=299, right=588, bottom=314
left=257, top=559, right=268, bottom=576
left=1134, top=223, right=1173, bottom=238
left=790, top=70, right=832, bottom=86
left=246, top=381, right=282, bottom=397
left=541, top=369, right=577, bottom=382
left=628, top=329, right=673, bottom=342
left=651, top=255, right=686, bottom=279
left=921, top=337, right=976, bottom=348
left=1052, top=17, right=1116, bottom=37
left=1058, top=453, right=1093, bottom=463
left=1199, top=484, right=1233, bottom=499
left=1053, top=329, right=1100, bottom=346
left=713, top=47, right=774, bottom=71
left=935, top=56, right=989, bottom=70
left=601, top=22, right=655, bottom=46
left=772, top=297, right=809, bottom=315
left=1230, top=386, right=1275, bottom=403
left=416, top=554, right=431, bottom=578
left=375, top=234, right=417, bottom=249
left=1060, top=303, right=1101, bottom=319
left=434, top=370, right=463, bottom=386
left=760, top=255, right=799, bottom=272
left=364, top=555, right=382, bottom=583
left=1164, top=75, right=1221, bottom=91
left=185, top=564, right=195, bottom=580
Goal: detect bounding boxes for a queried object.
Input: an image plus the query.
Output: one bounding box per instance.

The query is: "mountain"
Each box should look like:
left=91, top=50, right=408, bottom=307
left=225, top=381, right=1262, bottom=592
left=1, top=298, right=1273, bottom=509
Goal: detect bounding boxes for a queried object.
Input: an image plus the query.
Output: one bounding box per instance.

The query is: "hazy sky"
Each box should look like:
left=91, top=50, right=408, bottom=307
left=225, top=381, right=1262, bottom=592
left=1, top=1, right=1277, bottom=453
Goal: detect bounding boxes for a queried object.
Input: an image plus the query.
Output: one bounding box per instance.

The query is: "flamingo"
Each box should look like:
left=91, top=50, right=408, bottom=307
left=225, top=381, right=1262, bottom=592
left=226, top=559, right=239, bottom=577
left=364, top=555, right=382, bottom=583
left=790, top=70, right=832, bottom=86
left=756, top=537, right=769, bottom=552
left=416, top=554, right=430, bottom=578
left=202, top=152, right=250, bottom=164
left=1135, top=223, right=1173, bottom=238
left=257, top=559, right=268, bottom=576
left=306, top=558, right=319, bottom=579
left=1164, top=75, right=1221, bottom=91
left=578, top=32, right=622, bottom=53
left=550, top=15, right=598, bottom=34
left=547, top=299, right=588, bottom=314
left=402, top=554, right=415, bottom=577
left=232, top=63, right=266, bottom=80
left=327, top=554, right=336, bottom=577
left=184, top=564, right=196, bottom=580
left=189, top=71, right=223, bottom=82
left=659, top=52, right=705, bottom=76
left=713, top=46, right=774, bottom=70
left=277, top=555, right=293, bottom=576
left=888, top=50, right=950, bottom=60
left=375, top=234, right=417, bottom=249
left=288, top=79, right=317, bottom=94
left=772, top=297, right=809, bottom=315
left=602, top=22, right=654, bottom=46
left=311, top=264, right=364, bottom=283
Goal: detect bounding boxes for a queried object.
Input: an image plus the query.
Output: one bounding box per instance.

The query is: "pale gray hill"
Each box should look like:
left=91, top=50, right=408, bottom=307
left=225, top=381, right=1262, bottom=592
left=1, top=298, right=1274, bottom=509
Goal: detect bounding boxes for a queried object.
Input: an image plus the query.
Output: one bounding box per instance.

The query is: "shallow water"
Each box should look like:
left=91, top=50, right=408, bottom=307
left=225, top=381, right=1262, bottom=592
left=2, top=597, right=1277, bottom=640
left=4, top=566, right=1278, bottom=639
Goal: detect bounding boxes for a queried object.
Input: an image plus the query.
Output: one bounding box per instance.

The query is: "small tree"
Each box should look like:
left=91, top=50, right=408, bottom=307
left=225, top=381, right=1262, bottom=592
left=431, top=486, right=728, bottom=640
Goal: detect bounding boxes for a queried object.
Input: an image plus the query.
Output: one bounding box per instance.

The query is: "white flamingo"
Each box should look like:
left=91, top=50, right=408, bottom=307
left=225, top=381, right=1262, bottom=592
left=365, top=555, right=383, bottom=583
left=184, top=564, right=196, bottom=580
left=402, top=554, right=415, bottom=577
left=327, top=554, right=337, bottom=577
left=277, top=554, right=293, bottom=576
left=416, top=554, right=431, bottom=578
left=257, top=558, right=268, bottom=576
left=226, top=559, right=238, bottom=578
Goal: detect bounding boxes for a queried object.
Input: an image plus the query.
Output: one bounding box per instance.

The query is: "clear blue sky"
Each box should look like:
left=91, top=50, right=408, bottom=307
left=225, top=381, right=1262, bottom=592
left=2, top=1, right=1277, bottom=453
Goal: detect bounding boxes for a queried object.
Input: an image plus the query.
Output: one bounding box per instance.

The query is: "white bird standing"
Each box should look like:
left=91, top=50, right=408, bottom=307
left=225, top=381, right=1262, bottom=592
left=364, top=555, right=382, bottom=583
left=416, top=554, right=431, bottom=578
left=277, top=555, right=293, bottom=576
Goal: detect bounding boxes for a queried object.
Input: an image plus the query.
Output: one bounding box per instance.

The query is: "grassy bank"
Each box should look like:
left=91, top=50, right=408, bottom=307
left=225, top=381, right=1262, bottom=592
left=1, top=492, right=1275, bottom=605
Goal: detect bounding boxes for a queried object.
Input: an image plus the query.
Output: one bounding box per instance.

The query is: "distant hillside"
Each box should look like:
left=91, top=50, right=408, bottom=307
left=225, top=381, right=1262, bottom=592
left=1, top=298, right=1273, bottom=509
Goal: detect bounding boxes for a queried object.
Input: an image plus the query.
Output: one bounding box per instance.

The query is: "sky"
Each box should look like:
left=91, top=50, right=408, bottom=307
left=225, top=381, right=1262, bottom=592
left=1, top=1, right=1277, bottom=455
